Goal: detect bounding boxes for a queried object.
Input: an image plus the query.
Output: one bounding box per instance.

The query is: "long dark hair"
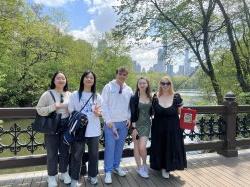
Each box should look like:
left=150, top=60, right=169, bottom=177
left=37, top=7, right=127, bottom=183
left=135, top=77, right=152, bottom=100
left=50, top=71, right=68, bottom=91
left=78, top=70, right=96, bottom=101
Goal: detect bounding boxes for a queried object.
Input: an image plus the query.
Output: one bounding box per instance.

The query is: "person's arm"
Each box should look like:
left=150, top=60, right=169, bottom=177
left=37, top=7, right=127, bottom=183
left=68, top=92, right=76, bottom=114
left=129, top=96, right=136, bottom=123
left=175, top=93, right=183, bottom=114
left=93, top=94, right=102, bottom=117
left=36, top=91, right=56, bottom=116
left=101, top=85, right=112, bottom=126
left=126, top=89, right=133, bottom=128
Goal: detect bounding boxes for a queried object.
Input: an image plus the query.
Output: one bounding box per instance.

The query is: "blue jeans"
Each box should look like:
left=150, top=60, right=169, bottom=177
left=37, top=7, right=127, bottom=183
left=104, top=121, right=128, bottom=173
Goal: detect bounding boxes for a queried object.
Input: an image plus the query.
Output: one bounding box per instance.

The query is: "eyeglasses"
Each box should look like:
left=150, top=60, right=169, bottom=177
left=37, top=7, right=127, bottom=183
left=60, top=94, right=64, bottom=103
left=160, top=81, right=171, bottom=86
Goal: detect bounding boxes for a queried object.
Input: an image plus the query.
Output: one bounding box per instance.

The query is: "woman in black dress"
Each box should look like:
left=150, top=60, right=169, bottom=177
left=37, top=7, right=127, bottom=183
left=150, top=76, right=187, bottom=178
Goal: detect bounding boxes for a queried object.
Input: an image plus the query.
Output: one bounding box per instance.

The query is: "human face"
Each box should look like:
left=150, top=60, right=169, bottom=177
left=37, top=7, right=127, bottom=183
left=138, top=79, right=148, bottom=92
left=54, top=73, right=66, bottom=89
left=116, top=71, right=128, bottom=84
left=83, top=73, right=95, bottom=89
left=160, top=80, right=171, bottom=91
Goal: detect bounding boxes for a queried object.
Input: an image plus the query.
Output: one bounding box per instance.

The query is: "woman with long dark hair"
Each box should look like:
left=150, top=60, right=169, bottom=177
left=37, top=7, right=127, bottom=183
left=36, top=71, right=71, bottom=187
left=68, top=70, right=102, bottom=186
left=130, top=77, right=152, bottom=178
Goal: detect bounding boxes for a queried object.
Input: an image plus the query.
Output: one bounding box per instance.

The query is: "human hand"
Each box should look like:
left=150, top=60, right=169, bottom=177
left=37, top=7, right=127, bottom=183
left=55, top=103, right=65, bottom=110
left=126, top=120, right=131, bottom=128
left=93, top=105, right=101, bottom=117
left=132, top=128, right=138, bottom=140
left=107, top=122, right=113, bottom=128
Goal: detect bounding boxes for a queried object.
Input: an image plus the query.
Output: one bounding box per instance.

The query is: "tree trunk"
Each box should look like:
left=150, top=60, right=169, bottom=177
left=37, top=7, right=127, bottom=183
left=216, top=0, right=250, bottom=92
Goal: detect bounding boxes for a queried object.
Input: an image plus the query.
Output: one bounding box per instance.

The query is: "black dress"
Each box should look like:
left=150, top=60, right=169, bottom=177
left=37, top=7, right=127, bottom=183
left=150, top=93, right=187, bottom=172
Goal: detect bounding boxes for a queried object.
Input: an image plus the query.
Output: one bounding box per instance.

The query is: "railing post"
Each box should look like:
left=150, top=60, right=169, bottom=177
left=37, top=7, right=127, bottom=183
left=218, top=91, right=238, bottom=157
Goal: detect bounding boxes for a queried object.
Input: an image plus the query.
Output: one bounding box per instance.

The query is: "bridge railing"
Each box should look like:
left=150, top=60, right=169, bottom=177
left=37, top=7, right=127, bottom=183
left=0, top=92, right=249, bottom=169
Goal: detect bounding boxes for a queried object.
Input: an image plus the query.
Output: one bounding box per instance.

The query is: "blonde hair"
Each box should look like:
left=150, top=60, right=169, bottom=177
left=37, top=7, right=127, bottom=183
left=158, top=76, right=174, bottom=97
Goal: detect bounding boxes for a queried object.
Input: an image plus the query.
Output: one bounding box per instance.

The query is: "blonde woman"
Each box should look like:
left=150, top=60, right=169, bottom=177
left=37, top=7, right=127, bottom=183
left=150, top=76, right=187, bottom=179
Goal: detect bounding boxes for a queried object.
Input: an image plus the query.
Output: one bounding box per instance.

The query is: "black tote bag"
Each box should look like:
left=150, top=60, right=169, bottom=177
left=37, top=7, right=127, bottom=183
left=32, top=91, right=61, bottom=134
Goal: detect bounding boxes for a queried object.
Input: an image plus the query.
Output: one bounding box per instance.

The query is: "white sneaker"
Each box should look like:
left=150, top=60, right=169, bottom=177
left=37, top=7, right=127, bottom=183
left=113, top=167, right=126, bottom=176
left=143, top=164, right=149, bottom=174
left=70, top=179, right=80, bottom=187
left=136, top=167, right=149, bottom=178
left=161, top=169, right=170, bottom=179
left=47, top=175, right=57, bottom=187
left=59, top=171, right=71, bottom=184
left=88, top=176, right=98, bottom=185
left=104, top=172, right=112, bottom=184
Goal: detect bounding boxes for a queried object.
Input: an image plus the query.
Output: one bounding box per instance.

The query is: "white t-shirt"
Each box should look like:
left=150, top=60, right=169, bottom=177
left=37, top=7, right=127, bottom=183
left=68, top=91, right=102, bottom=137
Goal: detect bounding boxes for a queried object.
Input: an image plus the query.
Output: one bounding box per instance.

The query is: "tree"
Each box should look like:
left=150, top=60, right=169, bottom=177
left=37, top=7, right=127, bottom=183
left=215, top=0, right=250, bottom=92
left=113, top=0, right=225, bottom=103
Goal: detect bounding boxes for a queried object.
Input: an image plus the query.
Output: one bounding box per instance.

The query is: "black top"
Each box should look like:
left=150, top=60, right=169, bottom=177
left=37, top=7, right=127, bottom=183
left=129, top=94, right=153, bottom=123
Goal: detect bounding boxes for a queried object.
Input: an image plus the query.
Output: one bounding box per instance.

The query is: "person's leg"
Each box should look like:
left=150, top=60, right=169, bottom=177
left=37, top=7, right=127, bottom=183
left=80, top=148, right=87, bottom=176
left=87, top=136, right=99, bottom=177
left=70, top=141, right=85, bottom=180
left=139, top=136, right=148, bottom=166
left=58, top=132, right=70, bottom=173
left=104, top=125, right=116, bottom=173
left=132, top=135, right=141, bottom=168
left=113, top=121, right=128, bottom=169
left=45, top=134, right=59, bottom=176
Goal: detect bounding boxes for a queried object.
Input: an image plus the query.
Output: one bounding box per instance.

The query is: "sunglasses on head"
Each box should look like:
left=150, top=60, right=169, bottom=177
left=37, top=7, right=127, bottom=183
left=160, top=81, right=171, bottom=86
left=60, top=94, right=64, bottom=103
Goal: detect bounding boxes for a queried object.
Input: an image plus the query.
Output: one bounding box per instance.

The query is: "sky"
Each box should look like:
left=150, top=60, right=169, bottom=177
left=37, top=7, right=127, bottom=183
left=27, top=0, right=185, bottom=71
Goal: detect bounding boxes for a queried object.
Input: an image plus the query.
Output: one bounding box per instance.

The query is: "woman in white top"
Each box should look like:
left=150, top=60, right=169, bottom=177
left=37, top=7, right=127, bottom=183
left=68, top=70, right=102, bottom=186
left=36, top=71, right=71, bottom=187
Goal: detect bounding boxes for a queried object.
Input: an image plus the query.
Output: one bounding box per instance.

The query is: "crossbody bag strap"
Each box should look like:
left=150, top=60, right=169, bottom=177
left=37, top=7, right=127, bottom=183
left=49, top=90, right=56, bottom=103
left=79, top=94, right=94, bottom=113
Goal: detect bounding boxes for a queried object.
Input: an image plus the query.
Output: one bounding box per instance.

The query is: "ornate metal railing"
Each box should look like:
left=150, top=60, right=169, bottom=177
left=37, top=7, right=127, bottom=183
left=0, top=92, right=250, bottom=169
left=0, top=115, right=226, bottom=156
left=236, top=114, right=250, bottom=138
left=183, top=115, right=225, bottom=141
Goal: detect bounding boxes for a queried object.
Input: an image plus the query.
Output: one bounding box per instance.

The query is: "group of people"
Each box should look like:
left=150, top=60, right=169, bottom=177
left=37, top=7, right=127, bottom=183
left=36, top=67, right=187, bottom=187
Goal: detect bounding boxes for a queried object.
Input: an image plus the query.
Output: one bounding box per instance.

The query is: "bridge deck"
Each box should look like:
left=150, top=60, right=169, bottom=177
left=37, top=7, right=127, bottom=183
left=0, top=149, right=250, bottom=187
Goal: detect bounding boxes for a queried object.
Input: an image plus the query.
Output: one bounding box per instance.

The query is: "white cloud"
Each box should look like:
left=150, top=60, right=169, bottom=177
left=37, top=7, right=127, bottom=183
left=128, top=38, right=162, bottom=71
left=69, top=20, right=101, bottom=45
left=82, top=0, right=118, bottom=32
left=131, top=47, right=158, bottom=71
left=34, top=0, right=75, bottom=7
left=69, top=0, right=160, bottom=70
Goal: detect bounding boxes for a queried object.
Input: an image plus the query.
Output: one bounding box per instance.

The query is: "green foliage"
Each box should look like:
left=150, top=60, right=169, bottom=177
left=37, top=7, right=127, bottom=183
left=0, top=1, right=134, bottom=106
left=196, top=48, right=250, bottom=104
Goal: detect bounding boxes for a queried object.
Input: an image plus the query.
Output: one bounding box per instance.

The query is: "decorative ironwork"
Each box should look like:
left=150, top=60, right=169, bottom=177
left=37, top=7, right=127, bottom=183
left=0, top=123, right=45, bottom=155
left=0, top=115, right=226, bottom=156
left=183, top=115, right=225, bottom=141
left=236, top=114, right=250, bottom=138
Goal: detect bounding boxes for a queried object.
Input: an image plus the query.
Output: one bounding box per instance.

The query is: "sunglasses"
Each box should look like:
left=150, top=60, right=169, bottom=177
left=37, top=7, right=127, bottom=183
left=160, top=81, right=171, bottom=86
left=60, top=94, right=64, bottom=103
left=119, top=86, right=122, bottom=94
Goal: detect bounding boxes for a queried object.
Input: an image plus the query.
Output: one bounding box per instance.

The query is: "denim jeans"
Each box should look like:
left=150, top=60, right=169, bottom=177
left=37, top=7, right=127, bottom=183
left=104, top=121, right=128, bottom=173
left=70, top=136, right=99, bottom=180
